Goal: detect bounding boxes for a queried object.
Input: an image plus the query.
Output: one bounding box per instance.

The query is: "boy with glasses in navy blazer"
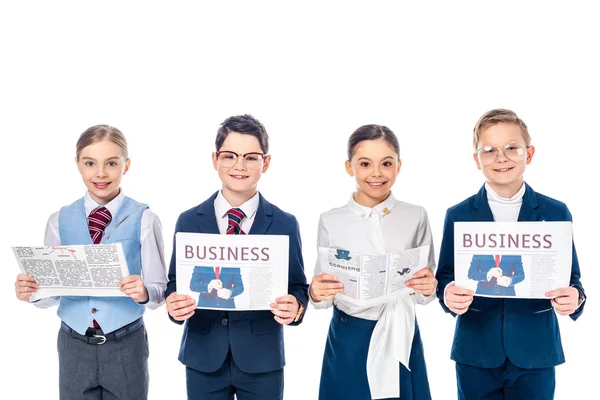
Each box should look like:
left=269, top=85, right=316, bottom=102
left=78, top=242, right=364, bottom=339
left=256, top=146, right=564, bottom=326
left=165, top=114, right=309, bottom=400
left=436, top=109, right=586, bottom=400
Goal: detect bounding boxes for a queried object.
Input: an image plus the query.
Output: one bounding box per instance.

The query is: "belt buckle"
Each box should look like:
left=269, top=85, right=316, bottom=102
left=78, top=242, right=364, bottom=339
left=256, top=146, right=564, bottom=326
left=93, top=334, right=106, bottom=345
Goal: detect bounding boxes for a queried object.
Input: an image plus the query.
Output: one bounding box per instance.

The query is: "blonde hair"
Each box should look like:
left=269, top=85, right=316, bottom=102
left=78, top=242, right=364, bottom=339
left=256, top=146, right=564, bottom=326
left=472, top=109, right=531, bottom=150
left=76, top=125, right=128, bottom=160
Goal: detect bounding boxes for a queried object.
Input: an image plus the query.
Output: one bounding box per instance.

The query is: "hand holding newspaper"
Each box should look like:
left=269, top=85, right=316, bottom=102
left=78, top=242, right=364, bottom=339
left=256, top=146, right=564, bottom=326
left=176, top=232, right=289, bottom=311
left=454, top=221, right=573, bottom=298
left=318, top=245, right=431, bottom=304
left=12, top=244, right=130, bottom=301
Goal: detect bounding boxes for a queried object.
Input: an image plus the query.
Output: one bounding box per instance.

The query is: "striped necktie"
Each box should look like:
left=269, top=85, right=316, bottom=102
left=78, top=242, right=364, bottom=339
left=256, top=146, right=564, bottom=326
left=226, top=208, right=246, bottom=235
left=88, top=206, right=112, bottom=244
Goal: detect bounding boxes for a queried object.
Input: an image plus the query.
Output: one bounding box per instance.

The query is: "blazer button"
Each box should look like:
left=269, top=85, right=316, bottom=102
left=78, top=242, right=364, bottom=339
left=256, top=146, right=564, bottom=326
left=91, top=308, right=97, bottom=314
left=221, top=318, right=228, bottom=326
left=341, top=316, right=347, bottom=323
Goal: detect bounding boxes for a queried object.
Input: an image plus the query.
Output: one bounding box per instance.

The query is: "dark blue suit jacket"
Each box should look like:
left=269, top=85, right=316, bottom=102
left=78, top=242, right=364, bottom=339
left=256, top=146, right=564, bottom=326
left=190, top=266, right=244, bottom=309
left=166, top=192, right=309, bottom=374
left=468, top=254, right=524, bottom=296
left=435, top=183, right=585, bottom=369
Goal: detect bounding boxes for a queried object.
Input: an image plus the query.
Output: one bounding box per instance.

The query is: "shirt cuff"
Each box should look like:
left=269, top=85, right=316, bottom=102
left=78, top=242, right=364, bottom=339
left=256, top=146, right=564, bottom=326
left=141, top=283, right=166, bottom=310
left=308, top=284, right=333, bottom=309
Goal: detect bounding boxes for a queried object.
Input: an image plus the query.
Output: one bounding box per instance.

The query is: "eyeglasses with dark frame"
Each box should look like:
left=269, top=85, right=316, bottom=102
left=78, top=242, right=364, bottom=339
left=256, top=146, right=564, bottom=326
left=215, top=151, right=267, bottom=169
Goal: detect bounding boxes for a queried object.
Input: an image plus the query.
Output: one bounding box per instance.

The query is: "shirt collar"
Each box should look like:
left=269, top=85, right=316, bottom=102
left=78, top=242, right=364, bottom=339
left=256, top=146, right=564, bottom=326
left=347, top=192, right=397, bottom=219
left=84, top=189, right=125, bottom=217
left=485, top=182, right=525, bottom=204
left=215, top=190, right=259, bottom=220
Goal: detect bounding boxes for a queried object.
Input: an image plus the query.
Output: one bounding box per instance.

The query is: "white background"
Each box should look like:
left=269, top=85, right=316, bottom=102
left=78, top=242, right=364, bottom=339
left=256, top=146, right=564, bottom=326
left=1, top=2, right=598, bottom=399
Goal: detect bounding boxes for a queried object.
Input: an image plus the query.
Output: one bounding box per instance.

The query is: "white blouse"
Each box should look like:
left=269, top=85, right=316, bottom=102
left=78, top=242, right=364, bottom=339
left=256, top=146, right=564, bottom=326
left=312, top=193, right=436, bottom=399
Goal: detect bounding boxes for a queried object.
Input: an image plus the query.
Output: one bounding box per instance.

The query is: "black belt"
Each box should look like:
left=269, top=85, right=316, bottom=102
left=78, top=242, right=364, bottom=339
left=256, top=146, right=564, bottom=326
left=61, top=318, right=143, bottom=345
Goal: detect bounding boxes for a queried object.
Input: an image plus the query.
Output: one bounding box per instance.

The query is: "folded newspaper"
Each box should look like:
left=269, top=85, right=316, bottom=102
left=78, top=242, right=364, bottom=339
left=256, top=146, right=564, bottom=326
left=318, top=245, right=431, bottom=304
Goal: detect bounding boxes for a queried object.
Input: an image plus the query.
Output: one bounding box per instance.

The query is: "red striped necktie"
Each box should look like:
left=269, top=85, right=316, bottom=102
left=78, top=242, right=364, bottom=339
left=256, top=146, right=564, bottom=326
left=226, top=208, right=246, bottom=235
left=215, top=208, right=246, bottom=279
left=88, top=206, right=112, bottom=244
left=88, top=206, right=112, bottom=329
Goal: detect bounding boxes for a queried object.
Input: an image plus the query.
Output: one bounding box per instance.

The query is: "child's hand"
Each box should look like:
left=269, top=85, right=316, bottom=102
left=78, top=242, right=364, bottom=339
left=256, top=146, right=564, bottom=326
left=309, top=274, right=344, bottom=303
left=119, top=275, right=148, bottom=303
left=166, top=293, right=196, bottom=321
left=546, top=287, right=580, bottom=316
left=270, top=295, right=299, bottom=325
left=406, top=268, right=436, bottom=296
left=14, top=274, right=38, bottom=302
left=496, top=276, right=512, bottom=287
left=444, top=283, right=474, bottom=315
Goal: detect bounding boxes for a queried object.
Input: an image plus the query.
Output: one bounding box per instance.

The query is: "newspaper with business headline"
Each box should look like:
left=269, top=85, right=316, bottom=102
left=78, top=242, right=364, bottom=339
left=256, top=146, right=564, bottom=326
left=12, top=243, right=130, bottom=300
left=318, top=245, right=431, bottom=304
left=454, top=221, right=573, bottom=298
left=176, top=232, right=289, bottom=311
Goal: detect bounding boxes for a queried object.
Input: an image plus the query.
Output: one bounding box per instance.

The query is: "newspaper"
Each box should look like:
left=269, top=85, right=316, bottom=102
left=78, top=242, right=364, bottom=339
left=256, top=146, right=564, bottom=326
left=318, top=245, right=431, bottom=304
left=176, top=232, right=289, bottom=311
left=454, top=222, right=573, bottom=298
left=12, top=244, right=130, bottom=300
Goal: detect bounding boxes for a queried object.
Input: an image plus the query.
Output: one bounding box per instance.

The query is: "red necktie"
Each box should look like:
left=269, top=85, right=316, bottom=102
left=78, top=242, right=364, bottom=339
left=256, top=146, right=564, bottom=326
left=216, top=208, right=246, bottom=279
left=88, top=206, right=112, bottom=329
left=226, top=208, right=246, bottom=235
left=494, top=254, right=501, bottom=268
left=88, top=207, right=112, bottom=244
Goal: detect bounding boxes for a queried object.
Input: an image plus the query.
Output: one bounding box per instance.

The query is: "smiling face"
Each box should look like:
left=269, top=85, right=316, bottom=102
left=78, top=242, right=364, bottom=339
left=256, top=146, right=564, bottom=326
left=473, top=122, right=535, bottom=197
left=76, top=139, right=130, bottom=205
left=345, top=138, right=401, bottom=208
left=212, top=132, right=270, bottom=206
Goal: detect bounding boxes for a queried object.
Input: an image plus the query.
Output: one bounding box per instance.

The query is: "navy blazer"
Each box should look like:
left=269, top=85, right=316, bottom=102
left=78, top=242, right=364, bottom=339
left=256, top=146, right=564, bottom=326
left=435, top=183, right=585, bottom=369
left=468, top=254, right=524, bottom=296
left=190, top=266, right=244, bottom=309
left=166, top=192, right=309, bottom=374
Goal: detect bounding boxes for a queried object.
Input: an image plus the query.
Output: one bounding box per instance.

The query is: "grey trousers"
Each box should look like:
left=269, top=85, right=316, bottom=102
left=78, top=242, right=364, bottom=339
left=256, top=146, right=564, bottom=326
left=57, top=324, right=149, bottom=400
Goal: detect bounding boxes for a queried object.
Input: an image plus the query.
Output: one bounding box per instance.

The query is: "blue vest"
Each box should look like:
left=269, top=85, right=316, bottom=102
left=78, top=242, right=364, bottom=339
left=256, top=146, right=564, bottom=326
left=57, top=196, right=148, bottom=335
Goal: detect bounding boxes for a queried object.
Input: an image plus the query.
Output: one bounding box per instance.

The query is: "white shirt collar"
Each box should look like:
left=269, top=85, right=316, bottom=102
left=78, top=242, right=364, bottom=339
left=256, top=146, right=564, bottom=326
left=215, top=190, right=259, bottom=220
left=84, top=189, right=125, bottom=217
left=485, top=182, right=525, bottom=204
left=347, top=192, right=397, bottom=219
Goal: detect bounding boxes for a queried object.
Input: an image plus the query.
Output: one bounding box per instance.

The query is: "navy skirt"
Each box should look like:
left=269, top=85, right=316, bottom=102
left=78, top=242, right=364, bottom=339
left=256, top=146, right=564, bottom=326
left=319, top=307, right=431, bottom=400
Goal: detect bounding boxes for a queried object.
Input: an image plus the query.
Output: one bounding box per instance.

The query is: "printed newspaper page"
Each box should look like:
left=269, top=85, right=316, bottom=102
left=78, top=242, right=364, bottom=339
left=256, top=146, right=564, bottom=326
left=318, top=245, right=430, bottom=304
left=12, top=244, right=130, bottom=300
left=454, top=222, right=572, bottom=299
left=176, top=232, right=289, bottom=311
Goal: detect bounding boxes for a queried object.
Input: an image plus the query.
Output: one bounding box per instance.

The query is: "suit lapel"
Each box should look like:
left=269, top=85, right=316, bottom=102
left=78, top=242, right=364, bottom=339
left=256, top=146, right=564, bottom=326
left=517, top=183, right=541, bottom=222
left=473, top=184, right=495, bottom=222
left=195, top=191, right=220, bottom=234
left=249, top=193, right=273, bottom=235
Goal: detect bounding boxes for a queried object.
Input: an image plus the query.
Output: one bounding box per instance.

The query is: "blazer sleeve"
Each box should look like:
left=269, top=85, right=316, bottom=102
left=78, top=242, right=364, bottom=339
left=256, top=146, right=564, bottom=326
left=468, top=255, right=490, bottom=282
left=564, top=206, right=585, bottom=321
left=508, top=256, right=525, bottom=286
left=435, top=208, right=456, bottom=315
left=189, top=267, right=210, bottom=293
left=286, top=215, right=309, bottom=326
left=229, top=269, right=244, bottom=297
left=166, top=215, right=184, bottom=325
